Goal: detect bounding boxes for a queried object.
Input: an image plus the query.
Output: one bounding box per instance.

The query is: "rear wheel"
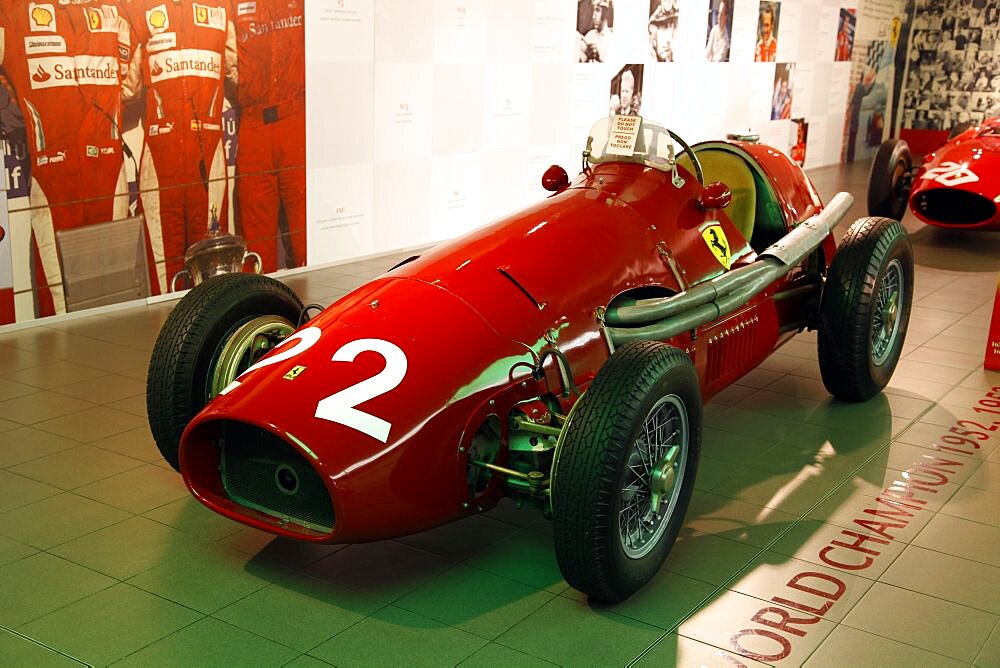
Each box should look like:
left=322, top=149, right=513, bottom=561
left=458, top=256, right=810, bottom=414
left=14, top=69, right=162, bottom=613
left=146, top=273, right=303, bottom=471
left=867, top=138, right=912, bottom=220
left=551, top=342, right=701, bottom=602
left=818, top=217, right=913, bottom=401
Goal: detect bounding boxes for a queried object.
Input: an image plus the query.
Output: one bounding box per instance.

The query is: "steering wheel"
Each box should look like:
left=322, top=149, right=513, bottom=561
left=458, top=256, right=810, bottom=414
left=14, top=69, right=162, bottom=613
left=667, top=129, right=704, bottom=186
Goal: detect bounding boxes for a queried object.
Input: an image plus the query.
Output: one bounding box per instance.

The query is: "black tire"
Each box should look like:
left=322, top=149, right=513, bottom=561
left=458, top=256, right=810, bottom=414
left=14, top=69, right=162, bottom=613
left=948, top=121, right=974, bottom=140
left=818, top=217, right=913, bottom=402
left=867, top=138, right=912, bottom=220
left=147, top=273, right=303, bottom=471
left=551, top=342, right=701, bottom=602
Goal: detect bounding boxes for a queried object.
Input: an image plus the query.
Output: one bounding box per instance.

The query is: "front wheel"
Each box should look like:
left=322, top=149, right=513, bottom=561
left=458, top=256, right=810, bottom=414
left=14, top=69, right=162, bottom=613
left=818, top=217, right=913, bottom=401
left=551, top=342, right=701, bottom=602
left=146, top=273, right=303, bottom=471
left=867, top=138, right=912, bottom=220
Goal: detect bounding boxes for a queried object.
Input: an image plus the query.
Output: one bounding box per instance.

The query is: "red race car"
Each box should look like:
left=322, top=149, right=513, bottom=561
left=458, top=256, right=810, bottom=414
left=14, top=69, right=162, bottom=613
left=868, top=116, right=1000, bottom=228
left=148, top=116, right=913, bottom=602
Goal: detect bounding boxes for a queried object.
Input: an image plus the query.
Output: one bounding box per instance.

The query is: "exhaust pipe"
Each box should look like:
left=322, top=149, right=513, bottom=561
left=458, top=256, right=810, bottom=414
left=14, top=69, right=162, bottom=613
left=606, top=191, right=853, bottom=345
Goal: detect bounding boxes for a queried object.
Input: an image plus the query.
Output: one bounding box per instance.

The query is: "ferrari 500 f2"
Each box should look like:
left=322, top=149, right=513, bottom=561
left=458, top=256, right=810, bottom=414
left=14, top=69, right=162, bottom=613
left=148, top=116, right=913, bottom=602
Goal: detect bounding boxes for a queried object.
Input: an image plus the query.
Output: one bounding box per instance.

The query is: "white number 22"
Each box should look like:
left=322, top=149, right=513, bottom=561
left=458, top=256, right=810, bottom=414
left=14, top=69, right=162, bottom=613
left=220, top=331, right=407, bottom=443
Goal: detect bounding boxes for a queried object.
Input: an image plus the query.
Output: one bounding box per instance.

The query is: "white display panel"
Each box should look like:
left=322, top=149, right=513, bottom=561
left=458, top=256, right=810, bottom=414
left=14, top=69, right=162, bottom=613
left=429, top=153, right=484, bottom=242
left=306, top=62, right=375, bottom=168
left=532, top=0, right=575, bottom=62
left=529, top=65, right=573, bottom=146
left=431, top=64, right=486, bottom=155
left=307, top=163, right=375, bottom=265
left=433, top=0, right=487, bottom=63
left=372, top=160, right=431, bottom=251
left=306, top=0, right=374, bottom=64
left=487, top=0, right=532, bottom=63
left=483, top=64, right=532, bottom=152
left=374, top=1, right=433, bottom=62
left=373, top=63, right=434, bottom=163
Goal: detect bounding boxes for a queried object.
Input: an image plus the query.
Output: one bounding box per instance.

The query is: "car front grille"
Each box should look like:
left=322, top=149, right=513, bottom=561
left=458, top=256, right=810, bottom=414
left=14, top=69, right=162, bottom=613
left=220, top=421, right=334, bottom=533
left=914, top=188, right=996, bottom=226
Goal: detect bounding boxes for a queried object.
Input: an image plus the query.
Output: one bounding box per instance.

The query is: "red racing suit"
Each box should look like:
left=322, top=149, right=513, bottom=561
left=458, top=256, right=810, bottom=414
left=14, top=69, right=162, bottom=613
left=0, top=1, right=132, bottom=316
left=123, top=0, right=237, bottom=293
left=232, top=0, right=306, bottom=272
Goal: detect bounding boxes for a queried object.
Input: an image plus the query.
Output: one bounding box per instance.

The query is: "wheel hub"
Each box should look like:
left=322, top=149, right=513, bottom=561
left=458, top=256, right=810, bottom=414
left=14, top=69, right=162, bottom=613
left=209, top=316, right=295, bottom=399
left=649, top=445, right=679, bottom=514
left=871, top=258, right=904, bottom=367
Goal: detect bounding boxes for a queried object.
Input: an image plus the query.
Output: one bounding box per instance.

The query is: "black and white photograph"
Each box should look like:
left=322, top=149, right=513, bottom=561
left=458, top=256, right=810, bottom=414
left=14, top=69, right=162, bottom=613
left=610, top=64, right=644, bottom=116
left=648, top=0, right=679, bottom=62
left=901, top=0, right=1000, bottom=131
left=577, top=0, right=615, bottom=63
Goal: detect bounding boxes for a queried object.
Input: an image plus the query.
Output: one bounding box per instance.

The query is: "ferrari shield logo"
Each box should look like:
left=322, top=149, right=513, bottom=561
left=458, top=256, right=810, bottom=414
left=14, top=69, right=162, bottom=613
left=701, top=223, right=732, bottom=270
left=283, top=365, right=306, bottom=380
left=86, top=7, right=102, bottom=31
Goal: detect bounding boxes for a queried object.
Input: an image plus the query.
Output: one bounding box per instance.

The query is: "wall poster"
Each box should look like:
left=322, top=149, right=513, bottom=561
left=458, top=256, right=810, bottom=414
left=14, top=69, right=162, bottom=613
left=0, top=0, right=307, bottom=325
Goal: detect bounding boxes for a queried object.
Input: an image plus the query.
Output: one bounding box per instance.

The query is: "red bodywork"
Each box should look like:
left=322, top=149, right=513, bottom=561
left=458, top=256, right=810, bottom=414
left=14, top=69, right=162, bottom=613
left=909, top=117, right=1000, bottom=229
left=180, top=137, right=830, bottom=543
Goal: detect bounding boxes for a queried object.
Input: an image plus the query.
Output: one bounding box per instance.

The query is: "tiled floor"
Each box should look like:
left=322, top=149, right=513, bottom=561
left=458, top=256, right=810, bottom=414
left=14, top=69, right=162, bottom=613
left=1, top=161, right=998, bottom=666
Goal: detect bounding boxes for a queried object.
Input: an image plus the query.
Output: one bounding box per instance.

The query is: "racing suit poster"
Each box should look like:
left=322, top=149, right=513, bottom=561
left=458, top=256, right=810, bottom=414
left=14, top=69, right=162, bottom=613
left=0, top=0, right=307, bottom=325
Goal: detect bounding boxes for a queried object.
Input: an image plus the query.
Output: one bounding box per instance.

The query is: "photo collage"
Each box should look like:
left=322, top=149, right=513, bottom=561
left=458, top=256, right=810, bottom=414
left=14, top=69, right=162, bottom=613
left=900, top=0, right=1000, bottom=132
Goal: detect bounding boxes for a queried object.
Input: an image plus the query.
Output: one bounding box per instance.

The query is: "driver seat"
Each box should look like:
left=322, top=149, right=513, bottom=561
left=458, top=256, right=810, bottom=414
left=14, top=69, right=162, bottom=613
left=677, top=150, right=757, bottom=244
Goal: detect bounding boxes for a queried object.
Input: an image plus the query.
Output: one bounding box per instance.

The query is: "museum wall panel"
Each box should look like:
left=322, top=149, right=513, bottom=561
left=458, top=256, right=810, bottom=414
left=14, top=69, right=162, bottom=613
left=0, top=0, right=909, bottom=326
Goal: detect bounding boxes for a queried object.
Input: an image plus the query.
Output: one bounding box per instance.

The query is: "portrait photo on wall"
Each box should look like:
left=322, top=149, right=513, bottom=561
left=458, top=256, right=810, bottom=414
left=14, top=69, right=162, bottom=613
left=610, top=65, right=644, bottom=117
left=648, top=0, right=679, bottom=63
left=771, top=62, right=794, bottom=120
left=836, top=8, right=857, bottom=62
left=754, top=2, right=780, bottom=63
left=578, top=0, right=615, bottom=63
left=705, top=0, right=733, bottom=62
left=791, top=118, right=808, bottom=166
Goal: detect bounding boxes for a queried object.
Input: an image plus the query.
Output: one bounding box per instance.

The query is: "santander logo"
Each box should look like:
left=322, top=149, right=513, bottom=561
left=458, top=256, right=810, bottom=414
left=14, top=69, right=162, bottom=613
left=149, top=49, right=222, bottom=83
left=32, top=64, right=52, bottom=82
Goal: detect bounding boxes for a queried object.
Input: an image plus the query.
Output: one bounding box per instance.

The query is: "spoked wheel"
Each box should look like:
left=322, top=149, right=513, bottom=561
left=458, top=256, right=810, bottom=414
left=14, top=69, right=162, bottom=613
left=552, top=342, right=701, bottom=603
left=618, top=395, right=689, bottom=560
left=818, top=216, right=913, bottom=401
left=870, top=258, right=904, bottom=367
left=867, top=138, right=912, bottom=220
left=146, top=273, right=303, bottom=471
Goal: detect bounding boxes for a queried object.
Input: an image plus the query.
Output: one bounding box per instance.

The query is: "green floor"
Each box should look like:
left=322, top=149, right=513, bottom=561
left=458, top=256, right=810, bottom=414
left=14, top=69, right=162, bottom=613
left=1, top=163, right=999, bottom=666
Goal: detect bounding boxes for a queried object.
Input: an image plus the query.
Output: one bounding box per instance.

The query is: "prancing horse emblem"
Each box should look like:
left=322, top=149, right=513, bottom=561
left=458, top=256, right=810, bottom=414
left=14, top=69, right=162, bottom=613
left=701, top=222, right=732, bottom=270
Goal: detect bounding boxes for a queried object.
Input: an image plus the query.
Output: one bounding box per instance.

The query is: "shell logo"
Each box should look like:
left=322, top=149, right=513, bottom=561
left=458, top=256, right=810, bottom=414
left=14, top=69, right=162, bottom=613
left=149, top=9, right=167, bottom=29
left=31, top=6, right=53, bottom=27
